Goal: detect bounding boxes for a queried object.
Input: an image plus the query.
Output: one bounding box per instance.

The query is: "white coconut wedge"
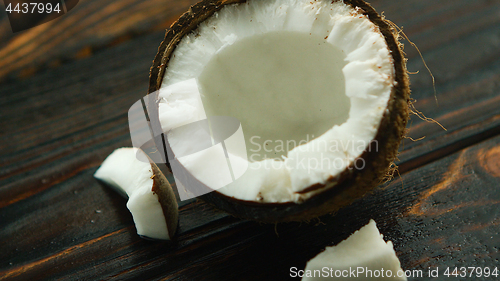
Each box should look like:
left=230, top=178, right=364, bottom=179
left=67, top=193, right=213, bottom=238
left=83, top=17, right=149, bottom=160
left=94, top=148, right=178, bottom=240
left=302, top=220, right=407, bottom=280
left=149, top=0, right=409, bottom=222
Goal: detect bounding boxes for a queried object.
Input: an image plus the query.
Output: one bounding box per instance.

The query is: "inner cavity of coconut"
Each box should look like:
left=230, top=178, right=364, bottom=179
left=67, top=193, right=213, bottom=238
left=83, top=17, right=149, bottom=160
left=198, top=31, right=350, bottom=162
left=158, top=0, right=394, bottom=203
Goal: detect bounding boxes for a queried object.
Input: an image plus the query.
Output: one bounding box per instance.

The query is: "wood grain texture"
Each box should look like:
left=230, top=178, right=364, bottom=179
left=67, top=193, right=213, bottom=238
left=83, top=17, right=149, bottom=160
left=0, top=0, right=499, bottom=280
left=0, top=0, right=198, bottom=82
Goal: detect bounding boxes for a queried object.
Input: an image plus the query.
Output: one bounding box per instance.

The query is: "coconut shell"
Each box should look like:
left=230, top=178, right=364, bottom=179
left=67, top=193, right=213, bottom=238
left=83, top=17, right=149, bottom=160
left=149, top=0, right=410, bottom=222
left=151, top=161, right=179, bottom=238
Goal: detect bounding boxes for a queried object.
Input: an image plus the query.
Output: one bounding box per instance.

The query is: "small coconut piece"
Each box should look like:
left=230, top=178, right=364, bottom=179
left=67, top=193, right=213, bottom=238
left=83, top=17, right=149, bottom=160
left=302, top=220, right=406, bottom=280
left=94, top=148, right=178, bottom=240
left=149, top=0, right=410, bottom=222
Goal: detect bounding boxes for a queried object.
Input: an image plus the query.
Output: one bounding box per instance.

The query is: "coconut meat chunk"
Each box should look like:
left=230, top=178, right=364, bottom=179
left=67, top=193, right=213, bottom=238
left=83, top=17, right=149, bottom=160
left=94, top=148, right=178, bottom=240
left=158, top=0, right=395, bottom=203
left=302, top=220, right=407, bottom=281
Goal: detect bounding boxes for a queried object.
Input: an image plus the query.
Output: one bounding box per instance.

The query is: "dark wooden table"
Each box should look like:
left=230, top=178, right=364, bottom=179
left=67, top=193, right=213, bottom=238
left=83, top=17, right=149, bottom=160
left=1, top=0, right=499, bottom=280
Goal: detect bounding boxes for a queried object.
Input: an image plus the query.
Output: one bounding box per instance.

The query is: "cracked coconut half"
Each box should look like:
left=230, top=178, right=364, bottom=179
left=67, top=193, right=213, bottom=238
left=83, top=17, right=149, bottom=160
left=149, top=0, right=410, bottom=222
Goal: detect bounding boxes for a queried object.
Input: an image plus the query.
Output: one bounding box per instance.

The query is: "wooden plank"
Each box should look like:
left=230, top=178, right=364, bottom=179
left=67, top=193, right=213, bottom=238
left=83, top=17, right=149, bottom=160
left=0, top=0, right=198, bottom=82
left=0, top=31, right=169, bottom=210
left=370, top=0, right=500, bottom=59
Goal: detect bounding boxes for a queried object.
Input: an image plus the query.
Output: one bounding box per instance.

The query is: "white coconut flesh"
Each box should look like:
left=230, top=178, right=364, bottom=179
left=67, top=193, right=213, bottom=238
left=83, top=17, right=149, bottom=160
left=302, top=220, right=407, bottom=281
left=94, top=148, right=174, bottom=240
left=158, top=0, right=394, bottom=203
